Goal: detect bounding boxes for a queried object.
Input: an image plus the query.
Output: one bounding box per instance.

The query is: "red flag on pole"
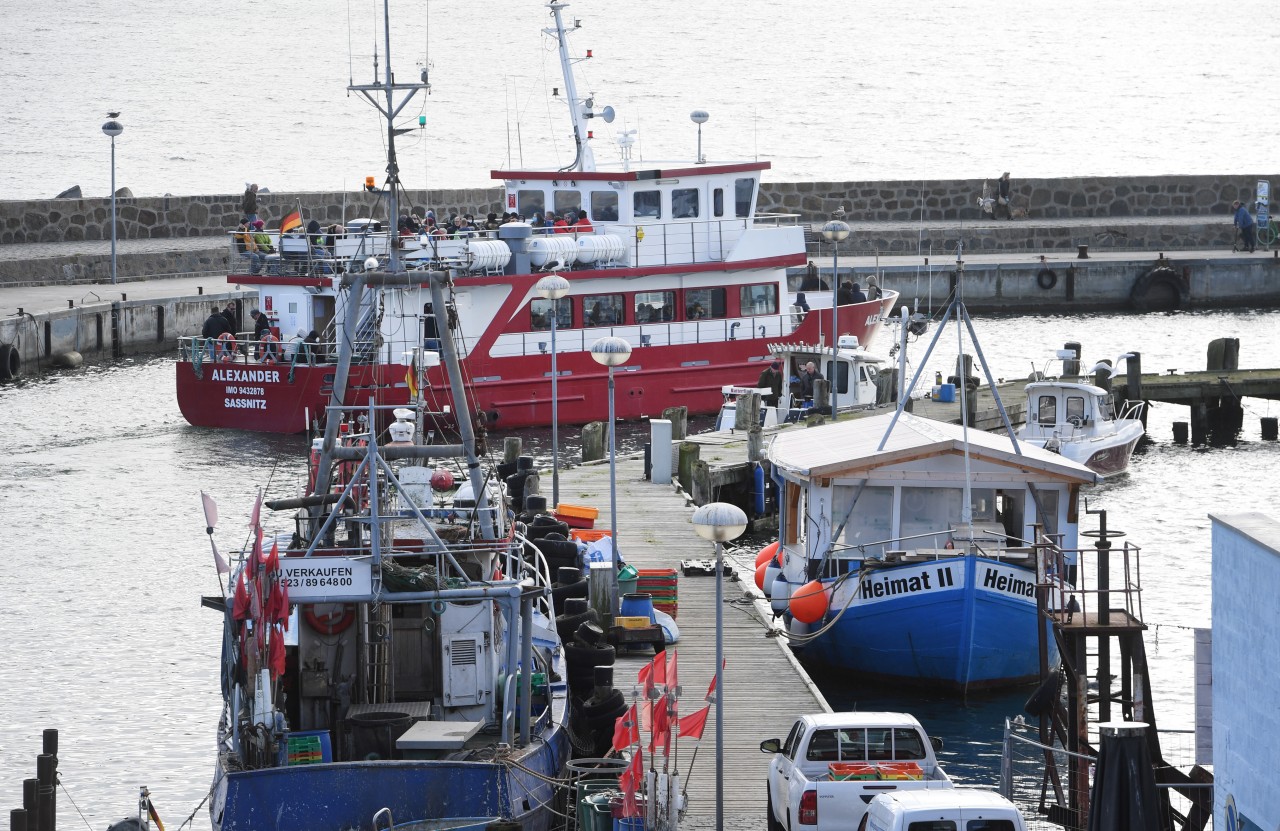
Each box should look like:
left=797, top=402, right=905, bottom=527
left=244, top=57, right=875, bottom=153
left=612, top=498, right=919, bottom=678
left=649, top=700, right=671, bottom=753
left=706, top=658, right=725, bottom=702
left=269, top=625, right=286, bottom=678
left=612, top=704, right=639, bottom=753
left=678, top=706, right=711, bottom=741
left=264, top=541, right=280, bottom=574
left=618, top=751, right=643, bottom=817
left=666, top=649, right=678, bottom=695
left=232, top=571, right=250, bottom=620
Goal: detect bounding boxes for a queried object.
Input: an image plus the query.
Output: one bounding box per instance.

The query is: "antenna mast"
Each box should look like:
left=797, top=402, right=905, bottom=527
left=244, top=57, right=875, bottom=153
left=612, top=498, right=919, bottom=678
left=546, top=2, right=595, bottom=172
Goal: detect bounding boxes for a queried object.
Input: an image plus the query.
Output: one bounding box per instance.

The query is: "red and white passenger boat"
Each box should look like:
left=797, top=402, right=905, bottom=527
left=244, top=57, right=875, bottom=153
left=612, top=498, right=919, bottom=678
left=176, top=2, right=897, bottom=433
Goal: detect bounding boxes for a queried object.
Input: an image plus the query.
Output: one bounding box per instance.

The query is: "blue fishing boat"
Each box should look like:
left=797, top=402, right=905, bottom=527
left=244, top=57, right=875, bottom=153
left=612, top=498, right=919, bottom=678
left=200, top=4, right=570, bottom=826
left=764, top=254, right=1097, bottom=692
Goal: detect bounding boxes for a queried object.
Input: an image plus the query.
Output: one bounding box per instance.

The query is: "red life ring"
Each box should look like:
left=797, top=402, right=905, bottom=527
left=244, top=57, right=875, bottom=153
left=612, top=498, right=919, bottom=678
left=260, top=331, right=280, bottom=364
left=217, top=332, right=238, bottom=363
left=304, top=603, right=356, bottom=635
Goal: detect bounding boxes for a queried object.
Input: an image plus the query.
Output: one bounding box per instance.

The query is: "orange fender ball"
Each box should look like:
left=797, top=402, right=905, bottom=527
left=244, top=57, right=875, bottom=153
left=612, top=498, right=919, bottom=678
left=755, top=561, right=770, bottom=590
left=790, top=580, right=830, bottom=624
left=755, top=541, right=781, bottom=568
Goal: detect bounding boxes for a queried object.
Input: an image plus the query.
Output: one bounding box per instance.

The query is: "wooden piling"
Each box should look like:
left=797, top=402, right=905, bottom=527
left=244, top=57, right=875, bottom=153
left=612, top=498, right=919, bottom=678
left=20, top=781, right=36, bottom=831
left=813, top=379, right=830, bottom=413
left=1262, top=417, right=1278, bottom=440
left=876, top=367, right=898, bottom=404
left=1207, top=338, right=1240, bottom=372
left=1172, top=422, right=1189, bottom=443
left=734, top=392, right=760, bottom=431
left=747, top=427, right=764, bottom=463
left=1063, top=342, right=1082, bottom=377
left=1191, top=404, right=1209, bottom=445
left=35, top=756, right=53, bottom=831
left=1093, top=360, right=1113, bottom=392
left=661, top=406, right=688, bottom=440
left=1125, top=353, right=1145, bottom=426
left=677, top=442, right=700, bottom=494
left=503, top=437, right=522, bottom=464
left=581, top=422, right=605, bottom=462
left=11, top=808, right=28, bottom=831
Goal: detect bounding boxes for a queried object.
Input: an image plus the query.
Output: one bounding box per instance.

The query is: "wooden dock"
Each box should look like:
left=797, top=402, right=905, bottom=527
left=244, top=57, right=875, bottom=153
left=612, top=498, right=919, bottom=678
left=555, top=455, right=830, bottom=827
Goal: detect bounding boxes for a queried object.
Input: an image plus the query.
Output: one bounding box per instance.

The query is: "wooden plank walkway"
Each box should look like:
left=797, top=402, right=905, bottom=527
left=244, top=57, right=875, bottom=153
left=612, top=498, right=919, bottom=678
left=555, top=454, right=830, bottom=829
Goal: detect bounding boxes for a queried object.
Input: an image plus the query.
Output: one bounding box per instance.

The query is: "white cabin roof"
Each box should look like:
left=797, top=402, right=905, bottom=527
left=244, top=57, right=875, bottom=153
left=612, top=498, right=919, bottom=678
left=1025, top=380, right=1108, bottom=397
left=767, top=411, right=1097, bottom=484
left=876, top=787, right=1020, bottom=812
left=804, top=711, right=926, bottom=730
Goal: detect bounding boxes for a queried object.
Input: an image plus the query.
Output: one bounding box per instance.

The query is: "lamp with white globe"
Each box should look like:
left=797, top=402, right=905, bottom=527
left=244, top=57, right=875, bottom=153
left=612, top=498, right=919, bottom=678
left=589, top=335, right=632, bottom=615
left=691, top=501, right=748, bottom=831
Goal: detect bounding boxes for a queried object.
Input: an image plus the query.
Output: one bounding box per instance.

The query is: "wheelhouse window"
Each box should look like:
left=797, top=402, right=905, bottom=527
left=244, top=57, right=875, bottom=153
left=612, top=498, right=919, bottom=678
left=584, top=294, right=625, bottom=326
left=517, top=190, right=545, bottom=218
left=899, top=487, right=963, bottom=546
left=1099, top=393, right=1117, bottom=421
left=734, top=177, right=756, bottom=217
left=824, top=358, right=849, bottom=396
left=634, top=291, right=675, bottom=323
left=591, top=191, right=620, bottom=222
left=1066, top=395, right=1086, bottom=423
left=739, top=283, right=779, bottom=316
left=1037, top=395, right=1057, bottom=426
left=529, top=297, right=573, bottom=331
left=685, top=287, right=725, bottom=319
left=634, top=190, right=661, bottom=219
left=713, top=188, right=725, bottom=218
left=833, top=485, right=892, bottom=557
left=553, top=190, right=582, bottom=218
left=672, top=188, right=699, bottom=219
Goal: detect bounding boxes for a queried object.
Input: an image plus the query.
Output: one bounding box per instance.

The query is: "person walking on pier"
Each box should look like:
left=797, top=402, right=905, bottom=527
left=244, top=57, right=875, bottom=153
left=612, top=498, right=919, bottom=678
left=1233, top=200, right=1257, bottom=253
left=997, top=172, right=1013, bottom=220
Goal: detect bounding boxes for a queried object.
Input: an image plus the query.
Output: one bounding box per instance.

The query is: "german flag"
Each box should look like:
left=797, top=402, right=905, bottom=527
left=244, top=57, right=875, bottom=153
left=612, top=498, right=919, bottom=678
left=280, top=210, right=302, bottom=233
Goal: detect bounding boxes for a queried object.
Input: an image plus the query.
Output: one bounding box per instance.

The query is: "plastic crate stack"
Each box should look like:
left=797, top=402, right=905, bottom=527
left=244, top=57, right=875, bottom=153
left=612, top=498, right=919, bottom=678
left=637, top=568, right=678, bottom=619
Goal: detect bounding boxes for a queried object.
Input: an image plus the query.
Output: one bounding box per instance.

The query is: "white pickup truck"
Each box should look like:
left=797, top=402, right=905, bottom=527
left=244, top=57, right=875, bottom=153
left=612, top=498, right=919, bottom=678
left=762, top=712, right=953, bottom=831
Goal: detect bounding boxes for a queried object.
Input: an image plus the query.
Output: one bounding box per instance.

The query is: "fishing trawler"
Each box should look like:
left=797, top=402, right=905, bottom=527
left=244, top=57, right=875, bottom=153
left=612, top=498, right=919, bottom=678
left=198, top=6, right=570, bottom=829
left=174, top=1, right=896, bottom=433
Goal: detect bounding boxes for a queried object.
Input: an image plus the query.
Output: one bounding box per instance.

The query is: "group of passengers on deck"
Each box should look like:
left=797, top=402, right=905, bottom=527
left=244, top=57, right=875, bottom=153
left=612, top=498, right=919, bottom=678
left=396, top=208, right=594, bottom=238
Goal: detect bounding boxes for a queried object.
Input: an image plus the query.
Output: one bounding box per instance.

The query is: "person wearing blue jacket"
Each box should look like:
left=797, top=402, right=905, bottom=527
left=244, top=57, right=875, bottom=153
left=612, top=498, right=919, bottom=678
left=1233, top=200, right=1256, bottom=253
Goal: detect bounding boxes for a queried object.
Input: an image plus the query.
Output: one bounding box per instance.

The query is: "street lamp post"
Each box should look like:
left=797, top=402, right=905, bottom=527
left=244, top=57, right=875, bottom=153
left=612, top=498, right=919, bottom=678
left=820, top=218, right=851, bottom=417
left=690, top=110, right=709, bottom=164
left=536, top=273, right=571, bottom=509
left=590, top=335, right=632, bottom=617
left=691, top=501, right=748, bottom=831
left=102, top=116, right=125, bottom=285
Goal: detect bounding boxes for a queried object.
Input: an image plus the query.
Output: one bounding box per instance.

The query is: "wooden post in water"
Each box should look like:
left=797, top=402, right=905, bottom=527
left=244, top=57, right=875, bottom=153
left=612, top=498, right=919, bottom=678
left=692, top=459, right=713, bottom=506
left=581, top=422, right=605, bottom=462
left=20, top=781, right=37, bottom=831
left=1206, top=338, right=1243, bottom=436
left=1172, top=422, right=1189, bottom=443
left=11, top=808, right=29, bottom=831
left=876, top=367, right=898, bottom=404
left=35, top=755, right=53, bottom=831
left=677, top=442, right=700, bottom=494
left=1062, top=342, right=1082, bottom=377
left=503, top=437, right=522, bottom=464
left=40, top=731, right=55, bottom=831
left=747, top=427, right=764, bottom=463
left=1125, top=352, right=1145, bottom=427
left=1190, top=404, right=1209, bottom=445
left=1262, top=417, right=1279, bottom=440
left=661, top=406, right=688, bottom=439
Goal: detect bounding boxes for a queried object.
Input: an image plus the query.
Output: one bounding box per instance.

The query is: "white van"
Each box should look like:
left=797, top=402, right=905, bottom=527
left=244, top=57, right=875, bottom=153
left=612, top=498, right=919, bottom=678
left=859, top=787, right=1028, bottom=831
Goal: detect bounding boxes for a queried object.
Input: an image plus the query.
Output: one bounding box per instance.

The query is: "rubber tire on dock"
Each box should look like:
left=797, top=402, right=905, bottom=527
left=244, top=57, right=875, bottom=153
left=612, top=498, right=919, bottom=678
left=1036, top=268, right=1058, bottom=290
left=0, top=343, right=19, bottom=381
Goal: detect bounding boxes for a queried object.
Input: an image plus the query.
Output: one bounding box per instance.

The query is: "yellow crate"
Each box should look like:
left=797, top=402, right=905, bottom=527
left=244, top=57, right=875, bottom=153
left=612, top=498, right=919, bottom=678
left=616, top=616, right=651, bottom=629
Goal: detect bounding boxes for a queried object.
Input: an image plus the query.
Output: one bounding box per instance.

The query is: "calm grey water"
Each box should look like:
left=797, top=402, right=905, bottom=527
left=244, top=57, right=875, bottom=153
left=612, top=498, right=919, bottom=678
left=3, top=0, right=1278, bottom=201
left=1, top=308, right=1276, bottom=825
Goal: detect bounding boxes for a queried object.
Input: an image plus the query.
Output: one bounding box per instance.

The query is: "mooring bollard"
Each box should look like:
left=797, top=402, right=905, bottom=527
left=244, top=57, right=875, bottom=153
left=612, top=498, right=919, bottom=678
left=581, top=422, right=605, bottom=462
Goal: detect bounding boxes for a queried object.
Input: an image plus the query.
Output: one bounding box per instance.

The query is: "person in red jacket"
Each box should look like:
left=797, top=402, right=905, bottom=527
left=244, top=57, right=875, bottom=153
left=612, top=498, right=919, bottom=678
left=553, top=212, right=571, bottom=233
left=573, top=210, right=593, bottom=233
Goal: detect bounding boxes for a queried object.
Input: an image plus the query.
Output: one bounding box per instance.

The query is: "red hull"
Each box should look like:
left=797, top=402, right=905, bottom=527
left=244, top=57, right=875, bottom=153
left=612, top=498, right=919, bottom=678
left=175, top=362, right=410, bottom=433
left=175, top=296, right=892, bottom=433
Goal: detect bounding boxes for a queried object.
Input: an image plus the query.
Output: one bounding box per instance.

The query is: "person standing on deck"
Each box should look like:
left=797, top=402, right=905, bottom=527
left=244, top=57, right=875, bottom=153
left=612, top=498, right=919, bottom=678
left=758, top=360, right=784, bottom=407
left=201, top=305, right=233, bottom=361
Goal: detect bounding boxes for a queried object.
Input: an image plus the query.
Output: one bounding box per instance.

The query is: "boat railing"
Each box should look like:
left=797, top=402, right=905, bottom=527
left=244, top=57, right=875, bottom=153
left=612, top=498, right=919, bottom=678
left=1037, top=533, right=1144, bottom=627
left=178, top=332, right=371, bottom=367
left=825, top=525, right=1031, bottom=569
left=490, top=310, right=804, bottom=360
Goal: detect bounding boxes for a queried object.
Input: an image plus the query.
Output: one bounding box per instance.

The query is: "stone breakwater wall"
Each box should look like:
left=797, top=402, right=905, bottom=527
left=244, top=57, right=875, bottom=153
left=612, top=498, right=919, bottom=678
left=1, top=175, right=1274, bottom=245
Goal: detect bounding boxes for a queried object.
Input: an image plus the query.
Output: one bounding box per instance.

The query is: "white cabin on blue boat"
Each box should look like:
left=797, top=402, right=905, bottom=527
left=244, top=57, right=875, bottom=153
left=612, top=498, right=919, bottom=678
left=765, top=412, right=1098, bottom=690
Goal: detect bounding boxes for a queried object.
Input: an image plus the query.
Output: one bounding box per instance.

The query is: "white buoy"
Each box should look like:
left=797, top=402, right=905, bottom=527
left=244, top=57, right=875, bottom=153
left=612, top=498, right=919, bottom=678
left=770, top=574, right=792, bottom=615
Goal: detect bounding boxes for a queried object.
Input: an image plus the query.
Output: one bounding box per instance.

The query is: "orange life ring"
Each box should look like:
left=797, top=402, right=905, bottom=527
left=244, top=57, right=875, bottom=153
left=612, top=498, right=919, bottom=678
left=304, top=603, right=356, bottom=635
left=260, top=331, right=280, bottom=364
left=217, top=332, right=237, bottom=363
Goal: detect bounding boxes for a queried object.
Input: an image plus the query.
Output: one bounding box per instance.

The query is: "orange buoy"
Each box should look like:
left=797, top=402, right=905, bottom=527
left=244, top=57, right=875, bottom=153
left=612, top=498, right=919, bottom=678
left=789, top=580, right=830, bottom=624
left=754, top=541, right=780, bottom=568
left=754, top=561, right=770, bottom=590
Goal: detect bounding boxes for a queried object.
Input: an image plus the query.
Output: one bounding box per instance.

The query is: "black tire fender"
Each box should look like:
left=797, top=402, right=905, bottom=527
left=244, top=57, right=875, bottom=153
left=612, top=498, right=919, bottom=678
left=1036, top=268, right=1058, bottom=290
left=0, top=343, right=19, bottom=381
